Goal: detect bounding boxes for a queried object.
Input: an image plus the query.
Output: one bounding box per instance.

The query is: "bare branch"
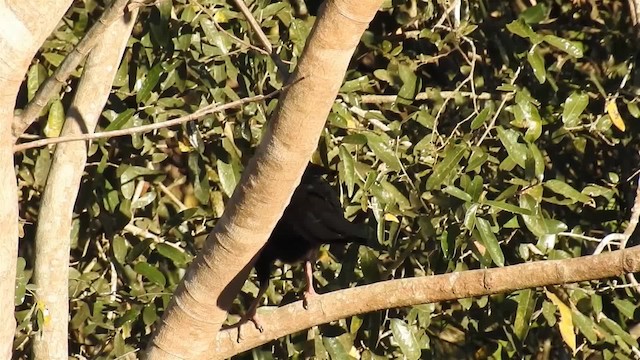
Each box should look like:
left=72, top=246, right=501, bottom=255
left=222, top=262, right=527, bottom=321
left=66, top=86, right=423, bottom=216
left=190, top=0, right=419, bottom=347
left=215, top=245, right=640, bottom=357
left=13, top=89, right=284, bottom=152
left=31, top=7, right=138, bottom=359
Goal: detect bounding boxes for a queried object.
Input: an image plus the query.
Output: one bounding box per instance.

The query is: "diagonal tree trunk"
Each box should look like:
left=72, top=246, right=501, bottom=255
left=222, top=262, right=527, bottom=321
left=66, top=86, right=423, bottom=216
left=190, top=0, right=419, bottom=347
left=145, top=0, right=384, bottom=358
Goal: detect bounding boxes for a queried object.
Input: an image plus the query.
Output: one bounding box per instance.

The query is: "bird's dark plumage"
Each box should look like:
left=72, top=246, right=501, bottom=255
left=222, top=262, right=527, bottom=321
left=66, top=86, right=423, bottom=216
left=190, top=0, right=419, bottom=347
left=255, top=166, right=368, bottom=286
left=242, top=164, right=369, bottom=333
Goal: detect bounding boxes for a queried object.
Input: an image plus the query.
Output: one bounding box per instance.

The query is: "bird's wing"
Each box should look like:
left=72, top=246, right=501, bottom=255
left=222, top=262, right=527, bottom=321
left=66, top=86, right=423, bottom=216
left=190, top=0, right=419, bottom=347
left=292, top=179, right=368, bottom=244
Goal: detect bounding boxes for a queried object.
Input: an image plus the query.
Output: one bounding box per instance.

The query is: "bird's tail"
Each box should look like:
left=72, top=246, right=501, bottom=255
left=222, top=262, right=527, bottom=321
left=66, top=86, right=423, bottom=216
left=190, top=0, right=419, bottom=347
left=317, top=212, right=376, bottom=247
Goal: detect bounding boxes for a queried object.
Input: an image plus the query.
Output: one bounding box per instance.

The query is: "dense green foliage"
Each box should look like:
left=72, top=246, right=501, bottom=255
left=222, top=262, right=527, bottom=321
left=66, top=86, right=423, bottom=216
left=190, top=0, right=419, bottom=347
left=13, top=0, right=640, bottom=358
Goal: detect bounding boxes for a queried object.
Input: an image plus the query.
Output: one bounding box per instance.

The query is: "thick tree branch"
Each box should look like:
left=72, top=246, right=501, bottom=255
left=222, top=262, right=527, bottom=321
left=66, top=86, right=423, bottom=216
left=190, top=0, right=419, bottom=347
left=215, top=245, right=640, bottom=357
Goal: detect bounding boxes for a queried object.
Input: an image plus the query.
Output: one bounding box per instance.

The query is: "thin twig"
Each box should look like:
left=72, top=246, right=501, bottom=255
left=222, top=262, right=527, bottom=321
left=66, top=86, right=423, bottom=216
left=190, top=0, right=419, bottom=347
left=231, top=0, right=272, bottom=52
left=475, top=67, right=521, bottom=147
left=157, top=182, right=187, bottom=212
left=358, top=90, right=495, bottom=104
left=230, top=0, right=290, bottom=78
left=591, top=177, right=640, bottom=293
left=124, top=223, right=184, bottom=252
left=13, top=87, right=286, bottom=152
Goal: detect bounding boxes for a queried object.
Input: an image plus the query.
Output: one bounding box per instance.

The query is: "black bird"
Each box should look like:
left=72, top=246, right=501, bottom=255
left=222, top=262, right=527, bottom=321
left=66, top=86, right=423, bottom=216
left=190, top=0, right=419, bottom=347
left=244, top=164, right=369, bottom=331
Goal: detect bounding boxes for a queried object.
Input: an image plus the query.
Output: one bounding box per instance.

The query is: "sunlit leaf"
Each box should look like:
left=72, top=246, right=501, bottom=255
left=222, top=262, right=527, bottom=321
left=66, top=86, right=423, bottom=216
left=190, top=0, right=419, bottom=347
left=365, top=133, right=402, bottom=171
left=426, top=144, right=466, bottom=190
left=390, top=319, right=421, bottom=360
left=475, top=217, right=504, bottom=266
left=562, top=92, right=589, bottom=127
left=44, top=99, right=64, bottom=138
left=546, top=291, right=576, bottom=352
left=543, top=35, right=583, bottom=58
left=134, top=262, right=166, bottom=287
left=606, top=99, right=625, bottom=131
left=527, top=47, right=546, bottom=84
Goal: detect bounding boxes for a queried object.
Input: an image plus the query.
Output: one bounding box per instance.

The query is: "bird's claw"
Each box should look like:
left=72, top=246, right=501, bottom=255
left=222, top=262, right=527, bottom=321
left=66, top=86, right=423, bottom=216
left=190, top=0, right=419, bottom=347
left=250, top=316, right=264, bottom=333
left=236, top=313, right=264, bottom=343
left=303, top=289, right=317, bottom=309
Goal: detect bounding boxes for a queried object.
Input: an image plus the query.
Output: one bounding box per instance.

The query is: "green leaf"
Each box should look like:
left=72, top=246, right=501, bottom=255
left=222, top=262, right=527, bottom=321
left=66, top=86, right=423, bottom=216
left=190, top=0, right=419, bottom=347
left=463, top=203, right=479, bottom=230
left=156, top=243, right=189, bottom=266
left=189, top=152, right=210, bottom=204
left=27, top=62, right=47, bottom=102
left=571, top=309, right=598, bottom=344
left=426, top=144, right=466, bottom=190
left=484, top=200, right=532, bottom=215
left=339, top=146, right=355, bottom=197
left=599, top=317, right=638, bottom=348
left=627, top=101, right=640, bottom=118
left=390, top=319, right=421, bottom=360
left=119, top=165, right=162, bottom=184
left=104, top=109, right=135, bottom=132
left=33, top=149, right=52, bottom=189
left=112, top=235, right=128, bottom=264
left=542, top=300, right=557, bottom=326
left=467, top=147, right=488, bottom=172
left=381, top=181, right=411, bottom=210
left=520, top=4, right=547, bottom=24
left=520, top=194, right=567, bottom=238
left=470, top=107, right=492, bottom=130
left=543, top=35, right=583, bottom=58
left=143, top=303, right=158, bottom=326
left=544, top=180, right=593, bottom=205
left=342, top=134, right=367, bottom=145
left=562, top=92, right=589, bottom=127
left=44, top=99, right=65, bottom=138
left=506, top=19, right=537, bottom=39
left=322, top=336, right=349, bottom=360
left=216, top=159, right=241, bottom=197
left=514, top=289, right=535, bottom=339
left=528, top=142, right=545, bottom=181
left=115, top=308, right=139, bottom=328
left=134, top=262, right=166, bottom=287
left=15, top=257, right=27, bottom=306
left=527, top=47, right=546, bottom=84
left=396, top=64, right=418, bottom=104
left=512, top=100, right=542, bottom=142
left=365, top=133, right=402, bottom=171
left=443, top=186, right=472, bottom=202
left=136, top=63, right=164, bottom=104
left=131, top=192, right=156, bottom=209
left=496, top=127, right=527, bottom=168
left=475, top=217, right=505, bottom=266
left=612, top=299, right=637, bottom=320
left=126, top=238, right=153, bottom=263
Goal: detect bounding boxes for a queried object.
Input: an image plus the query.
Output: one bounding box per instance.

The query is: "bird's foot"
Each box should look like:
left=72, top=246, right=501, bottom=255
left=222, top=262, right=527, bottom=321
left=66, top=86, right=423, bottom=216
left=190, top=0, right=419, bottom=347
left=302, top=288, right=318, bottom=310
left=235, top=312, right=264, bottom=343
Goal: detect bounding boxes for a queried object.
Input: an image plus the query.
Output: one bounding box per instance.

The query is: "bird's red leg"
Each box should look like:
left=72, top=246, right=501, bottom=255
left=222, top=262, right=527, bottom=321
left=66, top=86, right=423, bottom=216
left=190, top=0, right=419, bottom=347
left=303, top=259, right=318, bottom=309
left=236, top=283, right=267, bottom=342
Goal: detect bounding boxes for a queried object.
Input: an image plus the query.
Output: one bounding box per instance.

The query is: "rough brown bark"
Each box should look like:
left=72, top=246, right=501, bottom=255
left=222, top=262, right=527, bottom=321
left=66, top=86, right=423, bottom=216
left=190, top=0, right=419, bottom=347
left=145, top=0, right=384, bottom=358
